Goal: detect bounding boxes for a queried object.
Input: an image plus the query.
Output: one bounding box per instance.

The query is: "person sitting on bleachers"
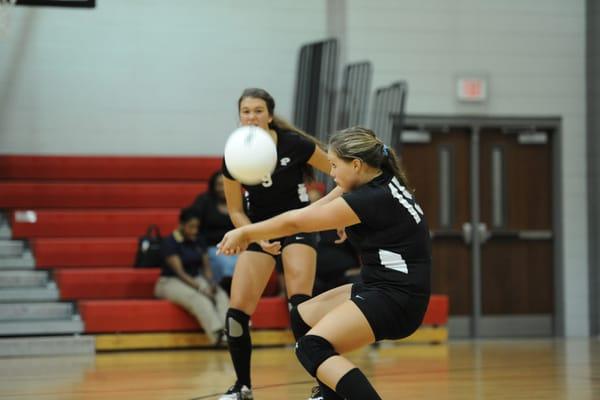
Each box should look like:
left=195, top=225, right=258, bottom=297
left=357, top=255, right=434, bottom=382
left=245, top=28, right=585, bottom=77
left=190, top=171, right=238, bottom=294
left=154, top=207, right=229, bottom=346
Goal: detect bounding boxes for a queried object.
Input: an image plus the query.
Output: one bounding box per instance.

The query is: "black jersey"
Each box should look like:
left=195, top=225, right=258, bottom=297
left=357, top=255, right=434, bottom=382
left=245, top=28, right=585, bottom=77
left=222, top=128, right=316, bottom=222
left=342, top=171, right=431, bottom=296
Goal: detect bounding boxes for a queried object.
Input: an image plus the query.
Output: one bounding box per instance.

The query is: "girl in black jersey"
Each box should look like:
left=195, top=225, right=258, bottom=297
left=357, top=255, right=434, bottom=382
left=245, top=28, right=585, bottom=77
left=219, top=127, right=432, bottom=400
left=219, top=88, right=337, bottom=400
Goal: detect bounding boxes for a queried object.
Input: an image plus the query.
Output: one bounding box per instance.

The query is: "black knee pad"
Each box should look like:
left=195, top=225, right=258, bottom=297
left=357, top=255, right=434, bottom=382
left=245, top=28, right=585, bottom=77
left=226, top=308, right=250, bottom=339
left=288, top=293, right=311, bottom=308
left=295, top=334, right=338, bottom=377
left=290, top=306, right=312, bottom=340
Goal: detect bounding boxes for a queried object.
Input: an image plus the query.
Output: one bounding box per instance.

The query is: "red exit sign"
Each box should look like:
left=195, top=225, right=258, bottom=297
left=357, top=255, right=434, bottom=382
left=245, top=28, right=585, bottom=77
left=456, top=77, right=488, bottom=102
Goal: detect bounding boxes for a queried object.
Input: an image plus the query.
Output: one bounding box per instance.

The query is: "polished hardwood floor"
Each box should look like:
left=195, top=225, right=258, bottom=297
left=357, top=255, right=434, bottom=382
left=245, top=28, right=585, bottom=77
left=0, top=339, right=598, bottom=399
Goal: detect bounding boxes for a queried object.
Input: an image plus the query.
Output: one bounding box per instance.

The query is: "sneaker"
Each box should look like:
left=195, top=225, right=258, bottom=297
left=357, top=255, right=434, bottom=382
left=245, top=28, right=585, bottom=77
left=213, top=330, right=227, bottom=349
left=307, top=385, right=323, bottom=400
left=218, top=383, right=253, bottom=400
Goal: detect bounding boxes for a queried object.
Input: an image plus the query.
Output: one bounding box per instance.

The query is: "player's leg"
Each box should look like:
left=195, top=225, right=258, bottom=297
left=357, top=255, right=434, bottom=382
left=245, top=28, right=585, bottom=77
left=281, top=242, right=316, bottom=312
left=296, top=283, right=353, bottom=329
left=289, top=281, right=353, bottom=400
left=296, top=300, right=381, bottom=400
left=284, top=240, right=346, bottom=400
left=220, top=250, right=276, bottom=400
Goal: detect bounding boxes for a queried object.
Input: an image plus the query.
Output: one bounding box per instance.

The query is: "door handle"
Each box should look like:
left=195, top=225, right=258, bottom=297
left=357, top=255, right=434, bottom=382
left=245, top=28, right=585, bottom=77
left=462, top=222, right=472, bottom=245
left=462, top=222, right=491, bottom=245
left=478, top=222, right=491, bottom=244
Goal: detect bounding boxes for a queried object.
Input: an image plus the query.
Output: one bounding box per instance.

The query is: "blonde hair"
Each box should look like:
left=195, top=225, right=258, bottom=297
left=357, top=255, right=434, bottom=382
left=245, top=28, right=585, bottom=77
left=328, top=126, right=413, bottom=192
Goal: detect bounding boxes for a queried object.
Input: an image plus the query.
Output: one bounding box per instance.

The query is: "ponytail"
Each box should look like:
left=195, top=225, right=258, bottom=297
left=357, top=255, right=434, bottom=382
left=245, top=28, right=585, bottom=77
left=381, top=146, right=414, bottom=193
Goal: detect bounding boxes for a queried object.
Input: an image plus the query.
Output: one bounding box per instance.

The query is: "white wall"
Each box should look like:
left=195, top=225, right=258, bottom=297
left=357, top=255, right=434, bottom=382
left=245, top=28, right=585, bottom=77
left=0, top=0, right=327, bottom=155
left=343, top=0, right=588, bottom=336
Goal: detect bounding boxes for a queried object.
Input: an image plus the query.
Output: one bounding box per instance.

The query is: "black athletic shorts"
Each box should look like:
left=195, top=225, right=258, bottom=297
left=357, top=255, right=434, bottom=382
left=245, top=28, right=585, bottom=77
left=246, top=232, right=317, bottom=257
left=350, top=282, right=430, bottom=341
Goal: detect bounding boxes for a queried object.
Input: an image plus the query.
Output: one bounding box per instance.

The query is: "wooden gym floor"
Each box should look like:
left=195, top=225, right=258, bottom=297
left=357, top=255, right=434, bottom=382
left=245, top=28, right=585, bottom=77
left=0, top=339, right=598, bottom=400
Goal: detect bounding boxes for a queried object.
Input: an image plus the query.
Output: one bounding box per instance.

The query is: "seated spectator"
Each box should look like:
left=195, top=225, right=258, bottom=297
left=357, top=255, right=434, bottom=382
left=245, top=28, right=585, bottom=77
left=307, top=183, right=361, bottom=296
left=154, top=207, right=228, bottom=346
left=191, top=171, right=237, bottom=294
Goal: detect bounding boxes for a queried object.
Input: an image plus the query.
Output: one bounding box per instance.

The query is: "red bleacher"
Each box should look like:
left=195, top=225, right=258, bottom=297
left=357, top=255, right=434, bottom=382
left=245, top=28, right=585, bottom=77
left=1, top=155, right=449, bottom=339
left=32, top=238, right=138, bottom=268
left=56, top=267, right=281, bottom=300
left=55, top=268, right=161, bottom=300
left=0, top=182, right=206, bottom=208
left=11, top=209, right=179, bottom=238
left=79, top=295, right=449, bottom=334
left=422, top=295, right=449, bottom=326
left=79, top=297, right=291, bottom=333
left=0, top=155, right=222, bottom=181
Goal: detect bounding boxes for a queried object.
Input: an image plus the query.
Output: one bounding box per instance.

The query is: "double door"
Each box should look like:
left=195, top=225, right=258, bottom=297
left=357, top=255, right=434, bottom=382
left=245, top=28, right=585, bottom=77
left=398, top=120, right=555, bottom=337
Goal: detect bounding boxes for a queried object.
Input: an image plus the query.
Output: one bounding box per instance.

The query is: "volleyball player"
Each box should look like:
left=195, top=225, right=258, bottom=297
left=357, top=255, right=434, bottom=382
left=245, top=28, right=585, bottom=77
left=218, top=88, right=341, bottom=400
left=219, top=127, right=431, bottom=400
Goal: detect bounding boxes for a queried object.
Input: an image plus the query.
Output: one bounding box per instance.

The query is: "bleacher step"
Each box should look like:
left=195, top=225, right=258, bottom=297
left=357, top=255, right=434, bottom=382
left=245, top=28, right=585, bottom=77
left=0, top=302, right=74, bottom=321
left=0, top=250, right=35, bottom=269
left=0, top=316, right=84, bottom=336
left=0, top=335, right=94, bottom=356
left=0, top=241, right=24, bottom=258
left=0, top=270, right=48, bottom=288
left=0, top=282, right=59, bottom=302
left=0, top=223, right=10, bottom=240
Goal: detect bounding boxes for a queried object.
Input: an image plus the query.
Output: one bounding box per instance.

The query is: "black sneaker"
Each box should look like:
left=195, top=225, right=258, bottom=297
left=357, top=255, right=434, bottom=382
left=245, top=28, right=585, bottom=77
left=307, top=385, right=323, bottom=400
left=218, top=383, right=253, bottom=400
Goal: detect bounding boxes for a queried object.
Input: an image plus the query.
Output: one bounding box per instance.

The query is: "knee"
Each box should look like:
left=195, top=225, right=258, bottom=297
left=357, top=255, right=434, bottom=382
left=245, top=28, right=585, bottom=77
left=295, top=334, right=338, bottom=377
left=225, top=308, right=250, bottom=339
left=288, top=293, right=311, bottom=308
left=289, top=305, right=312, bottom=340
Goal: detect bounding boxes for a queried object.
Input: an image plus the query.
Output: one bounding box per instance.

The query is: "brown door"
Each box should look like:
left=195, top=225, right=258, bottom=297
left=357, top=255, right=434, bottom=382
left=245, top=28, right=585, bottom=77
left=399, top=129, right=472, bottom=316
left=479, top=129, right=554, bottom=316
left=399, top=125, right=555, bottom=333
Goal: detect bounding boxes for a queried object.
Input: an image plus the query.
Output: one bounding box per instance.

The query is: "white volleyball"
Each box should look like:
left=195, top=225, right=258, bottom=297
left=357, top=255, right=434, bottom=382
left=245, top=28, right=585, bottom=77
left=224, top=125, right=277, bottom=185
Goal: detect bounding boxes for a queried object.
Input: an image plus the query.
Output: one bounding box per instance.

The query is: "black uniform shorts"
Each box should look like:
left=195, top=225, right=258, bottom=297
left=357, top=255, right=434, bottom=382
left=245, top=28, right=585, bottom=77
left=350, top=282, right=430, bottom=341
left=246, top=232, right=317, bottom=258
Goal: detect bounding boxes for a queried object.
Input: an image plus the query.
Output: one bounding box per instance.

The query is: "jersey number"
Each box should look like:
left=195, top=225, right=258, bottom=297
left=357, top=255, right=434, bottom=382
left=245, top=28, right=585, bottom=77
left=389, top=177, right=424, bottom=224
left=297, top=183, right=309, bottom=202
left=261, top=174, right=273, bottom=188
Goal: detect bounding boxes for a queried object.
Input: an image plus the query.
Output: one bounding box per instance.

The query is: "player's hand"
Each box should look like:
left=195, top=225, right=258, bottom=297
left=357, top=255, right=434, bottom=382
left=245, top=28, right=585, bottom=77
left=217, top=228, right=250, bottom=255
left=335, top=228, right=347, bottom=244
left=259, top=240, right=281, bottom=255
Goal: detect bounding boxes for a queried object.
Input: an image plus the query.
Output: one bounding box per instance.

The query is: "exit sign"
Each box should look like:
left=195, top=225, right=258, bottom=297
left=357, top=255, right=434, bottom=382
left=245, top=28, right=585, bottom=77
left=456, top=77, right=488, bottom=102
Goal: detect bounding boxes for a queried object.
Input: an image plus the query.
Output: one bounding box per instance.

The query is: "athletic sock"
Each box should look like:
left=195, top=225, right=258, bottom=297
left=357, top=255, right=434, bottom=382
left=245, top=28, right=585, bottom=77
left=318, top=379, right=344, bottom=400
left=335, top=368, right=381, bottom=400
left=225, top=308, right=252, bottom=387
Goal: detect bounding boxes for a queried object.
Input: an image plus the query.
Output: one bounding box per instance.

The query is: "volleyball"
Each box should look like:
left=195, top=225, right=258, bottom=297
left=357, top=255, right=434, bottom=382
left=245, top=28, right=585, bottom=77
left=224, top=125, right=277, bottom=185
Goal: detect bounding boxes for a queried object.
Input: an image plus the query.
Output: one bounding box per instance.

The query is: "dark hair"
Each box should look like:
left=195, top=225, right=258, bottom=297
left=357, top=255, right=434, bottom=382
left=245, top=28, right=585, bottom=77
left=238, top=88, right=323, bottom=180
left=179, top=207, right=199, bottom=224
left=237, top=88, right=322, bottom=148
left=328, top=126, right=413, bottom=192
left=207, top=171, right=222, bottom=198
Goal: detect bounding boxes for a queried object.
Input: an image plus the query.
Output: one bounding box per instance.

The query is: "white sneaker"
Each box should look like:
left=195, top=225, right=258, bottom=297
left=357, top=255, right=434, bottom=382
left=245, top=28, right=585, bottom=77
left=307, top=385, right=323, bottom=400
left=218, top=383, right=253, bottom=400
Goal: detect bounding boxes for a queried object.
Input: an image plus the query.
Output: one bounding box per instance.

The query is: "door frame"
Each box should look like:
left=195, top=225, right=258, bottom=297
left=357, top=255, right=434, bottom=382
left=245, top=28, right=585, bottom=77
left=395, top=115, right=563, bottom=338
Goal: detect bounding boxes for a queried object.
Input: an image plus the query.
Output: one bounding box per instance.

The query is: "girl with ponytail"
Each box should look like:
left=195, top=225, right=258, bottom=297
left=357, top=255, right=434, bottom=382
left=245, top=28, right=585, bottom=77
left=218, top=88, right=337, bottom=400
